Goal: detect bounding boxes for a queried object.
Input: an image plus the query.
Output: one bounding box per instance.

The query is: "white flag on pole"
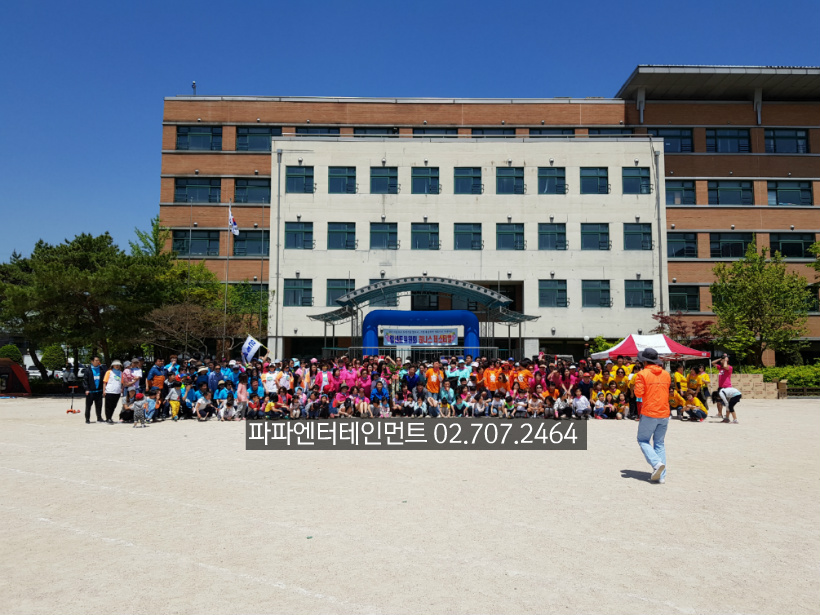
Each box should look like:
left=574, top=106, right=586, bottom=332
left=241, top=335, right=262, bottom=364
left=228, top=204, right=239, bottom=236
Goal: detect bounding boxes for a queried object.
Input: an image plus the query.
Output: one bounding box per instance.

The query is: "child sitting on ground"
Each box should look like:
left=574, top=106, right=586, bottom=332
left=683, top=390, right=708, bottom=422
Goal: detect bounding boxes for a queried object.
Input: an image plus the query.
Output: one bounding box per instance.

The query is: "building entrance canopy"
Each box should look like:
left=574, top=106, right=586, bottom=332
left=308, top=276, right=539, bottom=325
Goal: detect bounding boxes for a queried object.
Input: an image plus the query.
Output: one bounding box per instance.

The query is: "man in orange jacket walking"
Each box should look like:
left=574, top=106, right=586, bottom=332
left=633, top=347, right=672, bottom=483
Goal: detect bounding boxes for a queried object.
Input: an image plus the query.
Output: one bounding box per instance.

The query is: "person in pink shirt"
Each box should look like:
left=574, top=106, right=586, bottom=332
left=357, top=367, right=372, bottom=398
left=711, top=354, right=733, bottom=419
left=340, top=360, right=357, bottom=390
left=236, top=374, right=249, bottom=419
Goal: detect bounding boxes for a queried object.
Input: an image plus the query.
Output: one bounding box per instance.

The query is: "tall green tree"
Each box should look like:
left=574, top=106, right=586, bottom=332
left=710, top=242, right=810, bottom=366
left=130, top=215, right=171, bottom=257
left=0, top=234, right=170, bottom=363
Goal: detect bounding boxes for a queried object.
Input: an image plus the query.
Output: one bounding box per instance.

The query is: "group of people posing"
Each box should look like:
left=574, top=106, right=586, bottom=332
left=79, top=350, right=741, bottom=426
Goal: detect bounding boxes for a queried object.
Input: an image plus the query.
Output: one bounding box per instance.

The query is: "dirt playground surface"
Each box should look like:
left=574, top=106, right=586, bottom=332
left=0, top=397, right=817, bottom=614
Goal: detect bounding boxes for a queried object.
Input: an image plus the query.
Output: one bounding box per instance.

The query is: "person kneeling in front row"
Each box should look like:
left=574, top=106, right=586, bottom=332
left=682, top=391, right=708, bottom=422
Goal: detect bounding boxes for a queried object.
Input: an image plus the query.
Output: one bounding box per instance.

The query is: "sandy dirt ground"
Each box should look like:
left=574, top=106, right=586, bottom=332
left=0, top=397, right=817, bottom=614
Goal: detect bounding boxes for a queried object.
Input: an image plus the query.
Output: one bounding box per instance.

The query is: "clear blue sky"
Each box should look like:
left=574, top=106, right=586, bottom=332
left=2, top=0, right=817, bottom=260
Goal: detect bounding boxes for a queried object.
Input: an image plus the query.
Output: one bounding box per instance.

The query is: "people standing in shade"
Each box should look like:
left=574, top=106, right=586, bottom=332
left=633, top=347, right=672, bottom=484
left=711, top=354, right=733, bottom=419
left=83, top=357, right=106, bottom=423
left=719, top=387, right=742, bottom=424
left=101, top=360, right=123, bottom=424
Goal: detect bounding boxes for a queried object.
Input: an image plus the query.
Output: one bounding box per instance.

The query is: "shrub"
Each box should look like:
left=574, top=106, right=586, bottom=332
left=741, top=363, right=820, bottom=388
left=28, top=380, right=67, bottom=396
left=0, top=344, right=23, bottom=364
left=40, top=344, right=66, bottom=371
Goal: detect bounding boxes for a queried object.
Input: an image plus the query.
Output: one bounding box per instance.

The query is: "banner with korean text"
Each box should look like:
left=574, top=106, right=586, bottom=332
left=382, top=328, right=458, bottom=346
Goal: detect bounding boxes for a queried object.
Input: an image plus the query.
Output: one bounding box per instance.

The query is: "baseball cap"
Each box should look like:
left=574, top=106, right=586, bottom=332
left=229, top=360, right=236, bottom=366
left=135, top=393, right=144, bottom=400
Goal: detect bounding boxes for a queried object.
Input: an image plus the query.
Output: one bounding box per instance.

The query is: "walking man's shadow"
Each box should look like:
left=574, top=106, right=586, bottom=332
left=620, top=469, right=652, bottom=481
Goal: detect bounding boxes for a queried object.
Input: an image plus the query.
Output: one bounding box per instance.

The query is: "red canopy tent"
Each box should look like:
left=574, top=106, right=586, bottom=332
left=590, top=334, right=709, bottom=361
left=0, top=358, right=31, bottom=396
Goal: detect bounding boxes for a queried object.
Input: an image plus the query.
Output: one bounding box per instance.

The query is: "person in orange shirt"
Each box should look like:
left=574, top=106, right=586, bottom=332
left=515, top=361, right=533, bottom=391
left=483, top=360, right=501, bottom=393
left=633, top=347, right=672, bottom=483
left=425, top=361, right=443, bottom=398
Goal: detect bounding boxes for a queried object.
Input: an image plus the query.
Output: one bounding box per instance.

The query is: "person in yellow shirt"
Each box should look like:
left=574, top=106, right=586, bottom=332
left=668, top=385, right=686, bottom=419
left=686, top=367, right=701, bottom=398
left=612, top=367, right=629, bottom=395
left=609, top=355, right=634, bottom=378
left=682, top=390, right=708, bottom=421
left=696, top=365, right=711, bottom=409
left=673, top=364, right=688, bottom=394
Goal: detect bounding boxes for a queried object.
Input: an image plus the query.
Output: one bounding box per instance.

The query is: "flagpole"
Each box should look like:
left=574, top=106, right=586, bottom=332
left=223, top=200, right=232, bottom=358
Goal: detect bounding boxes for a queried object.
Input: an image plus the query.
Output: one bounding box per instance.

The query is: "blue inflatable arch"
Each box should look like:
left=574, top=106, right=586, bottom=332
left=362, top=310, right=479, bottom=357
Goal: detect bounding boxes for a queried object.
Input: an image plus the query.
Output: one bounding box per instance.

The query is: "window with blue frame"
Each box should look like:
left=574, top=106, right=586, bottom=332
left=454, top=223, right=482, bottom=250
left=454, top=167, right=482, bottom=194
left=538, top=280, right=568, bottom=307
left=769, top=233, right=815, bottom=258
left=370, top=223, right=398, bottom=249
left=371, top=167, right=398, bottom=194
left=472, top=128, right=514, bottom=137
left=174, top=178, right=221, bottom=203
left=580, top=167, right=609, bottom=194
left=765, top=129, right=809, bottom=154
left=412, top=167, right=440, bottom=194
left=176, top=126, right=222, bottom=151
left=529, top=128, right=574, bottom=137
left=354, top=127, right=399, bottom=135
left=706, top=129, right=750, bottom=153
left=172, top=230, right=219, bottom=256
left=233, top=231, right=269, bottom=256
left=647, top=128, right=693, bottom=153
left=622, top=168, right=652, bottom=194
left=295, top=127, right=340, bottom=136
left=581, top=223, right=610, bottom=250
left=669, top=285, right=700, bottom=312
left=767, top=181, right=812, bottom=206
left=625, top=280, right=654, bottom=308
left=496, top=223, right=525, bottom=250
left=667, top=232, right=697, bottom=258
left=666, top=180, right=696, bottom=205
left=588, top=128, right=633, bottom=135
left=496, top=167, right=525, bottom=194
left=538, top=168, right=566, bottom=194
left=582, top=280, right=611, bottom=307
left=538, top=223, right=567, bottom=250
left=328, top=167, right=356, bottom=194
left=236, top=126, right=281, bottom=151
left=710, top=233, right=754, bottom=257
left=708, top=181, right=754, bottom=205
left=623, top=223, right=653, bottom=250
left=286, top=166, right=314, bottom=193
left=326, top=279, right=355, bottom=306
left=411, top=223, right=440, bottom=250
left=413, top=128, right=458, bottom=137
left=284, top=279, right=313, bottom=307
left=234, top=179, right=270, bottom=203
left=327, top=223, right=356, bottom=250
left=284, top=222, right=313, bottom=249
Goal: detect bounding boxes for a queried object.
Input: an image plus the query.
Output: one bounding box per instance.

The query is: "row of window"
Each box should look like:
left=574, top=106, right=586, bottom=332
left=668, top=180, right=813, bottom=206
left=668, top=232, right=817, bottom=259
left=171, top=228, right=817, bottom=260
left=282, top=166, right=648, bottom=196
left=281, top=278, right=656, bottom=309
left=175, top=126, right=811, bottom=154
left=172, top=176, right=814, bottom=206
left=171, top=223, right=654, bottom=255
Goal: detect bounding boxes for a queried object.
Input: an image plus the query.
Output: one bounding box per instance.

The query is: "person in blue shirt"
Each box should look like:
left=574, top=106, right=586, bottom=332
left=208, top=366, right=223, bottom=393
left=183, top=381, right=199, bottom=419
left=194, top=366, right=210, bottom=390
left=369, top=381, right=390, bottom=415
left=83, top=356, right=106, bottom=423
left=249, top=378, right=265, bottom=399
left=214, top=380, right=229, bottom=401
